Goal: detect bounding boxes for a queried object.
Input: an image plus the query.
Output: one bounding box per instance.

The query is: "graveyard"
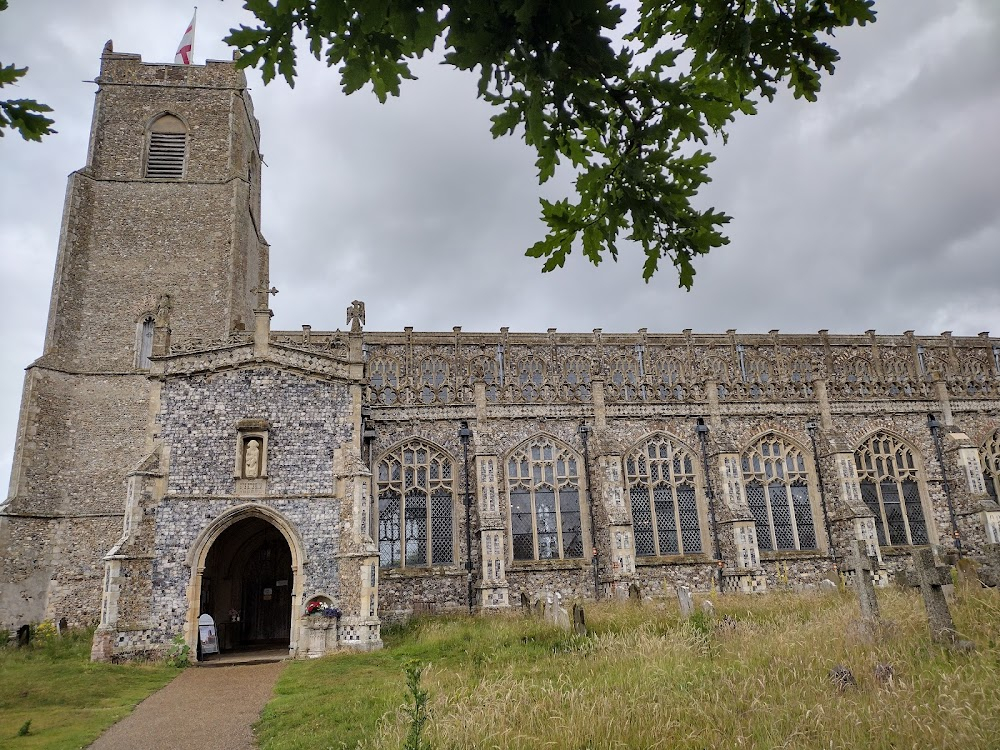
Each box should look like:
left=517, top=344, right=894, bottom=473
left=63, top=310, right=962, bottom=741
left=252, top=580, right=1000, bottom=750
left=4, top=563, right=1000, bottom=749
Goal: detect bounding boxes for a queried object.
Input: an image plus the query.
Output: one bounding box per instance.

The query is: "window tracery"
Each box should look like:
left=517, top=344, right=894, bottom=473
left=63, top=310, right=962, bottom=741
left=376, top=440, right=454, bottom=568
left=517, top=356, right=546, bottom=402
left=854, top=432, right=929, bottom=547
left=742, top=435, right=817, bottom=551
left=562, top=355, right=592, bottom=401
left=369, top=357, right=400, bottom=405
left=507, top=437, right=584, bottom=561
left=608, top=356, right=640, bottom=401
left=625, top=435, right=703, bottom=557
left=418, top=356, right=451, bottom=403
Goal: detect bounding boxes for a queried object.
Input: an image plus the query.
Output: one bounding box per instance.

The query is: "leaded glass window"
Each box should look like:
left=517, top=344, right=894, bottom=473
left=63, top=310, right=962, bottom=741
left=855, top=432, right=929, bottom=547
left=517, top=357, right=546, bottom=402
left=369, top=357, right=400, bottom=405
left=377, top=441, right=454, bottom=567
left=981, top=430, right=1000, bottom=501
left=507, top=437, right=584, bottom=560
left=624, top=435, right=703, bottom=557
left=418, top=356, right=451, bottom=404
left=741, top=435, right=817, bottom=551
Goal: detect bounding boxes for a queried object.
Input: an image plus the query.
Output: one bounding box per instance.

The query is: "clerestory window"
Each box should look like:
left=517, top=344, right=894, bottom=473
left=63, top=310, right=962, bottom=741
left=376, top=440, right=454, bottom=568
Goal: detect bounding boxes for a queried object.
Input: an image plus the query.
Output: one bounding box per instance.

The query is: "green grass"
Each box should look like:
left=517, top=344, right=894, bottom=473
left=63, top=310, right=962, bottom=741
left=257, top=588, right=1000, bottom=750
left=0, top=629, right=177, bottom=749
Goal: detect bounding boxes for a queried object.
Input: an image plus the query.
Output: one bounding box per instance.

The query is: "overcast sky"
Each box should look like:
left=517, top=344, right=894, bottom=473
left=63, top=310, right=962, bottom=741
left=1, top=1, right=999, bottom=485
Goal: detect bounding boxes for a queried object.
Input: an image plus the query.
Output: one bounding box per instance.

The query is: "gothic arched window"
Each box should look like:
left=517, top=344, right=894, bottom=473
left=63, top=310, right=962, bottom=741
left=507, top=437, right=584, bottom=561
left=376, top=440, right=454, bottom=568
left=144, top=113, right=187, bottom=179
left=369, top=356, right=400, bottom=405
left=855, top=432, right=929, bottom=547
left=136, top=315, right=155, bottom=369
left=418, top=355, right=451, bottom=404
left=625, top=435, right=703, bottom=557
left=980, top=430, right=1000, bottom=501
left=742, top=435, right=817, bottom=551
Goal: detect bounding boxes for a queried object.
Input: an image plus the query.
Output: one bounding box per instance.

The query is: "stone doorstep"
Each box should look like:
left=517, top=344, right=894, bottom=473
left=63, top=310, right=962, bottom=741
left=195, top=648, right=290, bottom=668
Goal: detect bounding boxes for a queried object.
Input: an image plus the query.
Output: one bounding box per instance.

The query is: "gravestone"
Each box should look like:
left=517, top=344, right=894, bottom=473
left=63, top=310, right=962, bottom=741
left=843, top=540, right=880, bottom=622
left=676, top=586, right=694, bottom=618
left=701, top=599, right=715, bottom=618
left=628, top=582, right=642, bottom=604
left=572, top=602, right=587, bottom=636
left=819, top=579, right=837, bottom=593
left=520, top=592, right=530, bottom=610
left=16, top=624, right=30, bottom=647
left=532, top=594, right=544, bottom=617
left=980, top=544, right=1000, bottom=588
left=902, top=548, right=959, bottom=645
left=551, top=592, right=571, bottom=632
left=57, top=617, right=68, bottom=636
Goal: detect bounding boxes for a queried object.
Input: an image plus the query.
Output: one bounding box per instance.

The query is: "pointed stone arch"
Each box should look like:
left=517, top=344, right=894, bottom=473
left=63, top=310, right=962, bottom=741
left=622, top=432, right=705, bottom=557
left=504, top=433, right=587, bottom=562
left=374, top=437, right=456, bottom=569
left=741, top=431, right=820, bottom=552
left=853, top=430, right=932, bottom=547
left=185, top=503, right=306, bottom=656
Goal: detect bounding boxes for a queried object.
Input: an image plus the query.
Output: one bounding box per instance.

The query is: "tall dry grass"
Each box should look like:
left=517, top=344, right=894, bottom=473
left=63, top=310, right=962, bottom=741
left=352, top=588, right=1000, bottom=750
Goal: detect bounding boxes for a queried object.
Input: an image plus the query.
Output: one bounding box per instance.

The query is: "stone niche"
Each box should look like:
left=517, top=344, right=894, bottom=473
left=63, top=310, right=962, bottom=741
left=235, top=418, right=269, bottom=496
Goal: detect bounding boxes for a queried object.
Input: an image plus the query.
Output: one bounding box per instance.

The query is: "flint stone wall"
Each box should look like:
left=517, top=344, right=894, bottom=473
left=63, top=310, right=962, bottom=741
left=158, top=367, right=353, bottom=496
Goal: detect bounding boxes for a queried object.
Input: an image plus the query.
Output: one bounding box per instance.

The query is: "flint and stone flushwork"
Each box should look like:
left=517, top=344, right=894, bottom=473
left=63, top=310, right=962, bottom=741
left=2, top=49, right=1000, bottom=662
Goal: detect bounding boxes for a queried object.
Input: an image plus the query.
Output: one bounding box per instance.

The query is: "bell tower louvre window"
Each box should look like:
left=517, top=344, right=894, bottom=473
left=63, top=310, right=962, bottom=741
left=144, top=114, right=187, bottom=179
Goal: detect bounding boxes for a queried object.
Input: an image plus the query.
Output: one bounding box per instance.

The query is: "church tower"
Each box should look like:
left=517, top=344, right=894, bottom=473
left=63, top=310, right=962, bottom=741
left=0, top=45, right=267, bottom=628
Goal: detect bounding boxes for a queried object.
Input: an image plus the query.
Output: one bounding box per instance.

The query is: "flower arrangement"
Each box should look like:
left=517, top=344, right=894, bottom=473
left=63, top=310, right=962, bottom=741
left=228, top=608, right=240, bottom=622
left=306, top=600, right=341, bottom=619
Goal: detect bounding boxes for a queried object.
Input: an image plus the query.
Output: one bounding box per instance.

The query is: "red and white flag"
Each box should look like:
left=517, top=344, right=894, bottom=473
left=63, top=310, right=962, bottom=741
left=174, top=10, right=196, bottom=65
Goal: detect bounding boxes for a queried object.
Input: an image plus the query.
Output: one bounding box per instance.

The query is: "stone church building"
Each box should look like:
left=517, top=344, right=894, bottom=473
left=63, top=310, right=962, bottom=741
left=2, top=48, right=1000, bottom=661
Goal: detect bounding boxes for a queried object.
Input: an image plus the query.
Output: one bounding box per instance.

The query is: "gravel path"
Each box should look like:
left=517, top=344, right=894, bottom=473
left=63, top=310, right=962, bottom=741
left=88, top=661, right=285, bottom=750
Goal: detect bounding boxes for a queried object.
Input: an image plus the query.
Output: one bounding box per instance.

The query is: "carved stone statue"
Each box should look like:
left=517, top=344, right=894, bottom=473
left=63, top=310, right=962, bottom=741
left=243, top=439, right=261, bottom=479
left=347, top=300, right=366, bottom=333
left=154, top=294, right=171, bottom=327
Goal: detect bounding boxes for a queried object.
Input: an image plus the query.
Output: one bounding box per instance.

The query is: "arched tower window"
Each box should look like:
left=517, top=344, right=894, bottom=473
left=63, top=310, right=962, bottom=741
left=855, top=432, right=929, bottom=547
left=742, top=434, right=817, bottom=551
left=376, top=440, right=454, bottom=568
left=145, top=114, right=188, bottom=179
left=625, top=435, right=702, bottom=557
left=507, top=437, right=584, bottom=561
left=980, top=430, right=1000, bottom=501
left=136, top=315, right=155, bottom=369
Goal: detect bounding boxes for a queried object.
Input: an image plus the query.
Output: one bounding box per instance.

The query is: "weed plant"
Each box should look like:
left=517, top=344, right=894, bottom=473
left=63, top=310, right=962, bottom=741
left=256, top=587, right=1000, bottom=750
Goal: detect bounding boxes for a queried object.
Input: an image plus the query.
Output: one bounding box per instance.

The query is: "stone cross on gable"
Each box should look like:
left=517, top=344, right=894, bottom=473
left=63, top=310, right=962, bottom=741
left=903, top=548, right=957, bottom=644
left=843, top=539, right=880, bottom=622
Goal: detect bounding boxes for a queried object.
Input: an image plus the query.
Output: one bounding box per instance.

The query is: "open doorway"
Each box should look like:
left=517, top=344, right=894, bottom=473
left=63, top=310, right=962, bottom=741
left=200, top=516, right=294, bottom=654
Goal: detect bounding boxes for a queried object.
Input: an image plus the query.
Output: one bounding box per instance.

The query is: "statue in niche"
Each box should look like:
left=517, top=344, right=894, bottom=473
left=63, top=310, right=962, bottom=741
left=243, top=439, right=261, bottom=479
